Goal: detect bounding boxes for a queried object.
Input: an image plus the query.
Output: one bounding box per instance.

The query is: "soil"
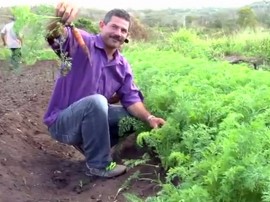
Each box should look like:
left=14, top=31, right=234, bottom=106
left=0, top=60, right=164, bottom=202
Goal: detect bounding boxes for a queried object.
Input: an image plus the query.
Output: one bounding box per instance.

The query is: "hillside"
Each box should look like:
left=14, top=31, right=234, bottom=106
left=0, top=1, right=269, bottom=29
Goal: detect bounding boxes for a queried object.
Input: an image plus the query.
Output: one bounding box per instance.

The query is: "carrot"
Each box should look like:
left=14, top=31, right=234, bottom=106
left=70, top=23, right=90, bottom=56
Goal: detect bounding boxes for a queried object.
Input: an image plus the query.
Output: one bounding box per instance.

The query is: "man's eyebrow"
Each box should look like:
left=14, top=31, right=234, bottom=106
left=111, top=23, right=128, bottom=31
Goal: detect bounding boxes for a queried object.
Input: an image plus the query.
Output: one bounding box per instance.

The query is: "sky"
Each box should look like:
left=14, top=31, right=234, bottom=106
left=0, top=0, right=265, bottom=10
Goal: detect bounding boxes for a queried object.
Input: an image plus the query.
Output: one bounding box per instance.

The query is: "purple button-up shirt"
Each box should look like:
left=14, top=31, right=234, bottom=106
left=43, top=27, right=143, bottom=127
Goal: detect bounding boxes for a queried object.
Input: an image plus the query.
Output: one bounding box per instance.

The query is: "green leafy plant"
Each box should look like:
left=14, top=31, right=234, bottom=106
left=123, top=48, right=270, bottom=202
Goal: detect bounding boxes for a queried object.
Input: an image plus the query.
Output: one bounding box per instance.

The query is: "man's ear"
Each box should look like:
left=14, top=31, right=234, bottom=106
left=99, top=20, right=105, bottom=31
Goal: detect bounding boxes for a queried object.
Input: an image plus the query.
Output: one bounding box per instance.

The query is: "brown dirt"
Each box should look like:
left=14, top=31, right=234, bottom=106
left=0, top=60, right=164, bottom=202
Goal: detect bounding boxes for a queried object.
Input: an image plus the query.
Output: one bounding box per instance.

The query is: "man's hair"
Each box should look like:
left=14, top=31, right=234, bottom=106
left=103, top=9, right=131, bottom=28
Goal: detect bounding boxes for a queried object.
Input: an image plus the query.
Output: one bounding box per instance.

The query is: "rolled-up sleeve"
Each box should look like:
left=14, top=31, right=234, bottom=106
left=117, top=62, right=144, bottom=108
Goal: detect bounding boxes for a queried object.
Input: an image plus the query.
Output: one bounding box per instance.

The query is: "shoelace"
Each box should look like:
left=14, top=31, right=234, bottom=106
left=106, top=161, right=116, bottom=171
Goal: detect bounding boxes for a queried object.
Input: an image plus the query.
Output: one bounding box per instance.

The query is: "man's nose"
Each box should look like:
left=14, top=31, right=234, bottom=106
left=114, top=28, right=122, bottom=36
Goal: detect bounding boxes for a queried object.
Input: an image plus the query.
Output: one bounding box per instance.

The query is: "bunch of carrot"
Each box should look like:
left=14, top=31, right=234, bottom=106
left=46, top=19, right=91, bottom=76
left=47, top=19, right=90, bottom=57
left=68, top=23, right=90, bottom=56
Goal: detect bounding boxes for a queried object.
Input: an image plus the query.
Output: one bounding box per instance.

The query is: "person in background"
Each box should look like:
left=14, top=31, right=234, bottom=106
left=44, top=1, right=166, bottom=178
left=1, top=16, right=23, bottom=69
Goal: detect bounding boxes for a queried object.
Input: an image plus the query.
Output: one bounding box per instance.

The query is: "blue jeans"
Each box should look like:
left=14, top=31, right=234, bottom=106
left=48, top=94, right=132, bottom=169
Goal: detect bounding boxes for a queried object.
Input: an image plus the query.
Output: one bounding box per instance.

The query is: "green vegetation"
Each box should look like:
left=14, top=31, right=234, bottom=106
left=74, top=17, right=99, bottom=34
left=123, top=48, right=270, bottom=201
left=1, top=2, right=270, bottom=201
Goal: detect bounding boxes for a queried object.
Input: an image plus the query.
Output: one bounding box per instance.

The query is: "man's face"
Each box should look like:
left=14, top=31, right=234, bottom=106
left=99, top=16, right=129, bottom=50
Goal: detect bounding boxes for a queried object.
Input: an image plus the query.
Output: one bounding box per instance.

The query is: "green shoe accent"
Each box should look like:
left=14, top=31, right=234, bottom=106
left=106, top=161, right=116, bottom=171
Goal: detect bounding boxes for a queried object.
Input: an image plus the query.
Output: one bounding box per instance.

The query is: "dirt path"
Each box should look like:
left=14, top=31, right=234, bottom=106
left=0, top=60, right=163, bottom=202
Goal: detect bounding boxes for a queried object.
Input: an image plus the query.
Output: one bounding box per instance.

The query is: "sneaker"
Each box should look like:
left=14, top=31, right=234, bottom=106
left=73, top=144, right=120, bottom=162
left=85, top=162, right=127, bottom=178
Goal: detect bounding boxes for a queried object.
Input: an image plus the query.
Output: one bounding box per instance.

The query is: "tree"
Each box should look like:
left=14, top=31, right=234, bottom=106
left=237, top=6, right=257, bottom=29
left=129, top=16, right=150, bottom=41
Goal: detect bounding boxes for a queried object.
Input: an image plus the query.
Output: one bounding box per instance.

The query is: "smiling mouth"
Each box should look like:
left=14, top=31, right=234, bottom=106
left=110, top=36, right=121, bottom=42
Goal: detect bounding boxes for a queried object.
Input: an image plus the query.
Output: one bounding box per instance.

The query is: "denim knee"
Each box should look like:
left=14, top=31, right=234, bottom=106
left=83, top=94, right=108, bottom=114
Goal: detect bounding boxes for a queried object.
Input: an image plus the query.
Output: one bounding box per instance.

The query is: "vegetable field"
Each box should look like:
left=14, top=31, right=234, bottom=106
left=1, top=5, right=270, bottom=202
left=125, top=49, right=270, bottom=201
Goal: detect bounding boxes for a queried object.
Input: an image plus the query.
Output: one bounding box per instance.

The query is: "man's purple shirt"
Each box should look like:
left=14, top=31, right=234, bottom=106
left=43, top=27, right=143, bottom=127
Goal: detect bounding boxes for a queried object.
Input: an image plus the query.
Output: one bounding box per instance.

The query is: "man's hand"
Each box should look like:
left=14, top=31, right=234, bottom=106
left=56, top=1, right=79, bottom=24
left=46, top=1, right=78, bottom=40
left=127, top=102, right=166, bottom=129
left=1, top=33, right=6, bottom=47
left=147, top=115, right=166, bottom=129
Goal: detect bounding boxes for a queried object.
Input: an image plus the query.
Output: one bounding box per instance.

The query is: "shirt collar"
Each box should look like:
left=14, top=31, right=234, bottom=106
left=94, top=34, right=123, bottom=65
